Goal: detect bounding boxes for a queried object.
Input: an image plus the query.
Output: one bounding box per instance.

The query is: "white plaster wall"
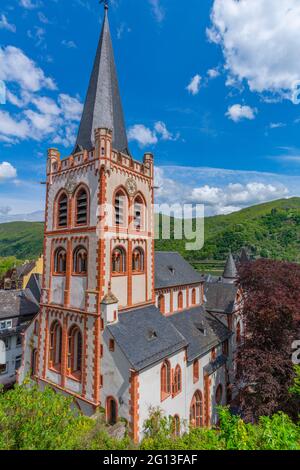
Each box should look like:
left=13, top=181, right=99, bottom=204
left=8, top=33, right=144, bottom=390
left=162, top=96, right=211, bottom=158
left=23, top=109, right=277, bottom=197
left=132, top=275, right=146, bottom=305
left=1, top=333, right=24, bottom=386
left=51, top=276, right=65, bottom=305
left=111, top=276, right=127, bottom=308
left=102, top=329, right=131, bottom=423
left=70, top=276, right=87, bottom=309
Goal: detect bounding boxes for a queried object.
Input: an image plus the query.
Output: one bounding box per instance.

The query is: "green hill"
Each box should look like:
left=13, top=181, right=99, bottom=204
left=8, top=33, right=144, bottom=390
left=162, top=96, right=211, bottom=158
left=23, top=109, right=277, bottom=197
left=1, top=198, right=300, bottom=270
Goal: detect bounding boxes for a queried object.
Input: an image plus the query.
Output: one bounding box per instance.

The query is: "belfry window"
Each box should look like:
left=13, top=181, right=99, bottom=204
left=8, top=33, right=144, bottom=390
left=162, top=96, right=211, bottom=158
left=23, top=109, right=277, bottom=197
left=133, top=195, right=144, bottom=231
left=49, top=321, right=62, bottom=370
left=76, top=188, right=88, bottom=225
left=132, top=248, right=144, bottom=273
left=114, top=190, right=126, bottom=226
left=73, top=246, right=88, bottom=275
left=112, top=247, right=126, bottom=274
left=57, top=193, right=68, bottom=228
left=67, top=326, right=83, bottom=377
left=54, top=248, right=67, bottom=275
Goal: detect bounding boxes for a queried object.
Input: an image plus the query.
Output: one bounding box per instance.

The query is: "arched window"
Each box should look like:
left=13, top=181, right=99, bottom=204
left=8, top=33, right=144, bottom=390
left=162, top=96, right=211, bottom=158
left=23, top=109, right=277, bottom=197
left=31, top=348, right=38, bottom=377
left=54, top=248, right=67, bottom=275
left=173, top=365, right=182, bottom=396
left=73, top=246, right=88, bottom=275
left=112, top=247, right=126, bottom=274
left=76, top=187, right=88, bottom=225
left=57, top=192, right=68, bottom=228
left=106, top=397, right=118, bottom=425
left=158, top=294, right=165, bottom=314
left=178, top=291, right=183, bottom=310
left=192, top=288, right=196, bottom=305
left=161, top=360, right=171, bottom=400
left=114, top=190, right=126, bottom=226
left=133, top=195, right=144, bottom=231
left=193, top=359, right=199, bottom=383
left=172, top=415, right=181, bottom=438
left=132, top=248, right=144, bottom=273
left=49, top=321, right=62, bottom=370
left=236, top=321, right=241, bottom=345
left=215, top=384, right=223, bottom=405
left=190, top=391, right=204, bottom=428
left=67, top=326, right=83, bottom=377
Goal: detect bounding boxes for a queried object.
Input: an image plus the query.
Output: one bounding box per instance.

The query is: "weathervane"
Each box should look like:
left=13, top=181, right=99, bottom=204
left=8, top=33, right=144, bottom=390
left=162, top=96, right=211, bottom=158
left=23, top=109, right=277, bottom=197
left=99, top=0, right=109, bottom=10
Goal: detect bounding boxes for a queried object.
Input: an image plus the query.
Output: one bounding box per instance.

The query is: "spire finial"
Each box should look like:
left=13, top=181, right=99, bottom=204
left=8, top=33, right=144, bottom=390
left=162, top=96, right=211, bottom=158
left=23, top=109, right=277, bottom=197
left=100, top=0, right=109, bottom=11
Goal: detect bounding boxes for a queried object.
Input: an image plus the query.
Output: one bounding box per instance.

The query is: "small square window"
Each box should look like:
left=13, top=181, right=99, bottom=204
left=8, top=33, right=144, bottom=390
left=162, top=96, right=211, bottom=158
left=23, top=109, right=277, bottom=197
left=16, top=335, right=22, bottom=347
left=15, top=355, right=22, bottom=370
left=0, top=363, right=7, bottom=375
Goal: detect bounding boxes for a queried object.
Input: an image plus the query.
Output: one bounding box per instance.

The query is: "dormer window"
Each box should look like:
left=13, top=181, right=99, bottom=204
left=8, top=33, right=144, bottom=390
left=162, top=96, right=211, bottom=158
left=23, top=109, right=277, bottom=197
left=148, top=329, right=157, bottom=341
left=168, top=266, right=175, bottom=275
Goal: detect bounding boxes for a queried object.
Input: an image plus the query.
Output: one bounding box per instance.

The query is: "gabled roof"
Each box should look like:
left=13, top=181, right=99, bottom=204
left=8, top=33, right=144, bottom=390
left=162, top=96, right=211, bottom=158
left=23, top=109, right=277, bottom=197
left=205, top=282, right=238, bottom=315
left=169, top=306, right=231, bottom=362
left=223, top=253, right=238, bottom=279
left=155, top=252, right=204, bottom=289
left=73, top=8, right=129, bottom=154
left=0, top=289, right=39, bottom=320
left=107, top=305, right=187, bottom=371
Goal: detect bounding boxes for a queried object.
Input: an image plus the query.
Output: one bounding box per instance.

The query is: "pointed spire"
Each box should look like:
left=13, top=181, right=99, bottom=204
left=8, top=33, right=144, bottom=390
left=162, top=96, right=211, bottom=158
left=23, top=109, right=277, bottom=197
left=73, top=6, right=129, bottom=154
left=223, top=252, right=238, bottom=280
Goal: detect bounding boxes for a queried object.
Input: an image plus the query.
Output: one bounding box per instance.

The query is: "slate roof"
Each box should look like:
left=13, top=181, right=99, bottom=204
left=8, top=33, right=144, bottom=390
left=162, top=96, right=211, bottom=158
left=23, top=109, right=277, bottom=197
left=73, top=8, right=129, bottom=155
left=169, top=306, right=231, bottom=363
left=155, top=252, right=204, bottom=289
left=0, top=289, right=39, bottom=321
left=107, top=305, right=187, bottom=371
left=223, top=253, right=238, bottom=279
left=205, top=282, right=238, bottom=315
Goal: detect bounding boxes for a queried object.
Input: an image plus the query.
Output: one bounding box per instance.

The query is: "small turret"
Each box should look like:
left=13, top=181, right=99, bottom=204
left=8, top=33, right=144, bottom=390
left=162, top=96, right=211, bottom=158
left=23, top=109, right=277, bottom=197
left=101, top=283, right=119, bottom=326
left=223, top=252, right=237, bottom=284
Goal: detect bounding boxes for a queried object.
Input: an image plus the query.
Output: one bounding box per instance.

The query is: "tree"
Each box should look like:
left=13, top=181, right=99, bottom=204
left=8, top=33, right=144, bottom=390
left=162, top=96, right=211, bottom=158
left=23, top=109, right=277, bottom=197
left=236, top=259, right=300, bottom=422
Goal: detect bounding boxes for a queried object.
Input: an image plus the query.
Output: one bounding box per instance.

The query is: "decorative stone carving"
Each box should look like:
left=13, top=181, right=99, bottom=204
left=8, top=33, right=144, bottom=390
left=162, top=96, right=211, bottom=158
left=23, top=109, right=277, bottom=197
left=125, top=177, right=137, bottom=197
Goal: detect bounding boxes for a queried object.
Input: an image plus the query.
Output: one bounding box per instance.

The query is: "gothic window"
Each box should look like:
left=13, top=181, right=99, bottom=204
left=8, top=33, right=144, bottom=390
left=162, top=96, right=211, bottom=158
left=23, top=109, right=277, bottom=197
left=114, top=190, right=126, bottom=226
left=193, top=359, right=199, bottom=383
left=54, top=248, right=67, bottom=275
left=106, top=397, right=118, bottom=425
left=67, top=326, right=83, bottom=377
left=190, top=391, right=204, bottom=428
left=215, top=384, right=223, bottom=405
left=57, top=192, right=68, bottom=228
left=73, top=246, right=88, bottom=275
left=76, top=188, right=88, bottom=225
left=192, top=288, right=196, bottom=305
left=172, top=415, right=181, bottom=437
left=49, top=321, right=62, bottom=370
left=158, top=294, right=165, bottom=314
left=31, top=349, right=38, bottom=377
left=178, top=291, right=183, bottom=310
left=133, top=195, right=144, bottom=231
left=161, top=360, right=171, bottom=400
left=173, top=365, right=182, bottom=396
left=112, top=247, right=126, bottom=274
left=132, top=247, right=144, bottom=273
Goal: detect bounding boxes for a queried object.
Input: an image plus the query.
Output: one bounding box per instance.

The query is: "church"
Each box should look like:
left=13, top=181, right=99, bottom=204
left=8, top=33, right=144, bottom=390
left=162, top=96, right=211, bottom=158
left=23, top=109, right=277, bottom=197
left=18, top=5, right=242, bottom=443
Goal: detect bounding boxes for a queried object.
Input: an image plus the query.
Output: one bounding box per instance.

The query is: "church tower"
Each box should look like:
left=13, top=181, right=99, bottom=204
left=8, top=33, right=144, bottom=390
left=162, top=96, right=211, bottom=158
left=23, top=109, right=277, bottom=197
left=23, top=5, right=155, bottom=413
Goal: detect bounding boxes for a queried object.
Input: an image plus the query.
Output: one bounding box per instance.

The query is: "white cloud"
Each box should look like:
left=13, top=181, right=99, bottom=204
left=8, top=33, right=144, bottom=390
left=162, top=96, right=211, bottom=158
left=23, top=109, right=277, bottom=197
left=0, top=162, right=17, bottom=182
left=19, top=0, right=39, bottom=9
left=0, top=46, right=56, bottom=92
left=269, top=122, right=286, bottom=129
left=149, top=0, right=165, bottom=23
left=0, top=206, right=12, bottom=215
left=208, top=0, right=300, bottom=102
left=128, top=125, right=158, bottom=147
left=186, top=74, right=201, bottom=95
left=207, top=68, right=220, bottom=79
left=61, top=40, right=77, bottom=49
left=128, top=122, right=178, bottom=147
left=0, top=14, right=16, bottom=33
left=0, top=111, right=30, bottom=140
left=226, top=104, right=257, bottom=122
left=58, top=94, right=83, bottom=121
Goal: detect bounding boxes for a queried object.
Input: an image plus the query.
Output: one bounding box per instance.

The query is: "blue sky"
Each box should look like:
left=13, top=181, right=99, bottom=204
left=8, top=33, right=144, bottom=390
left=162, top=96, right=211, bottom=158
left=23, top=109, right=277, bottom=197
left=1, top=0, right=300, bottom=220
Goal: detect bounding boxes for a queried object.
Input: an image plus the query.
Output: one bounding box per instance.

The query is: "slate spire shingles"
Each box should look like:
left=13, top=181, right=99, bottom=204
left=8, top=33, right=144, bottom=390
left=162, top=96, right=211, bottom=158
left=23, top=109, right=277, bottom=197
left=223, top=252, right=238, bottom=280
left=73, top=7, right=129, bottom=154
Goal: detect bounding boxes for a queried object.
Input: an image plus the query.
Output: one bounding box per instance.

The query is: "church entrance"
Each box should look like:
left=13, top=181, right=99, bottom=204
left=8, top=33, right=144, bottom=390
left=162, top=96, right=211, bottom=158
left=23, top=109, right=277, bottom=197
left=106, top=397, right=118, bottom=425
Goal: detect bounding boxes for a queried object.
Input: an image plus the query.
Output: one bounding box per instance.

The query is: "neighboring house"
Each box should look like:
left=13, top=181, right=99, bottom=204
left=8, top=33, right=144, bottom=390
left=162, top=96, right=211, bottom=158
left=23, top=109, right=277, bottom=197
left=19, top=5, right=240, bottom=443
left=0, top=256, right=43, bottom=291
left=0, top=274, right=41, bottom=388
